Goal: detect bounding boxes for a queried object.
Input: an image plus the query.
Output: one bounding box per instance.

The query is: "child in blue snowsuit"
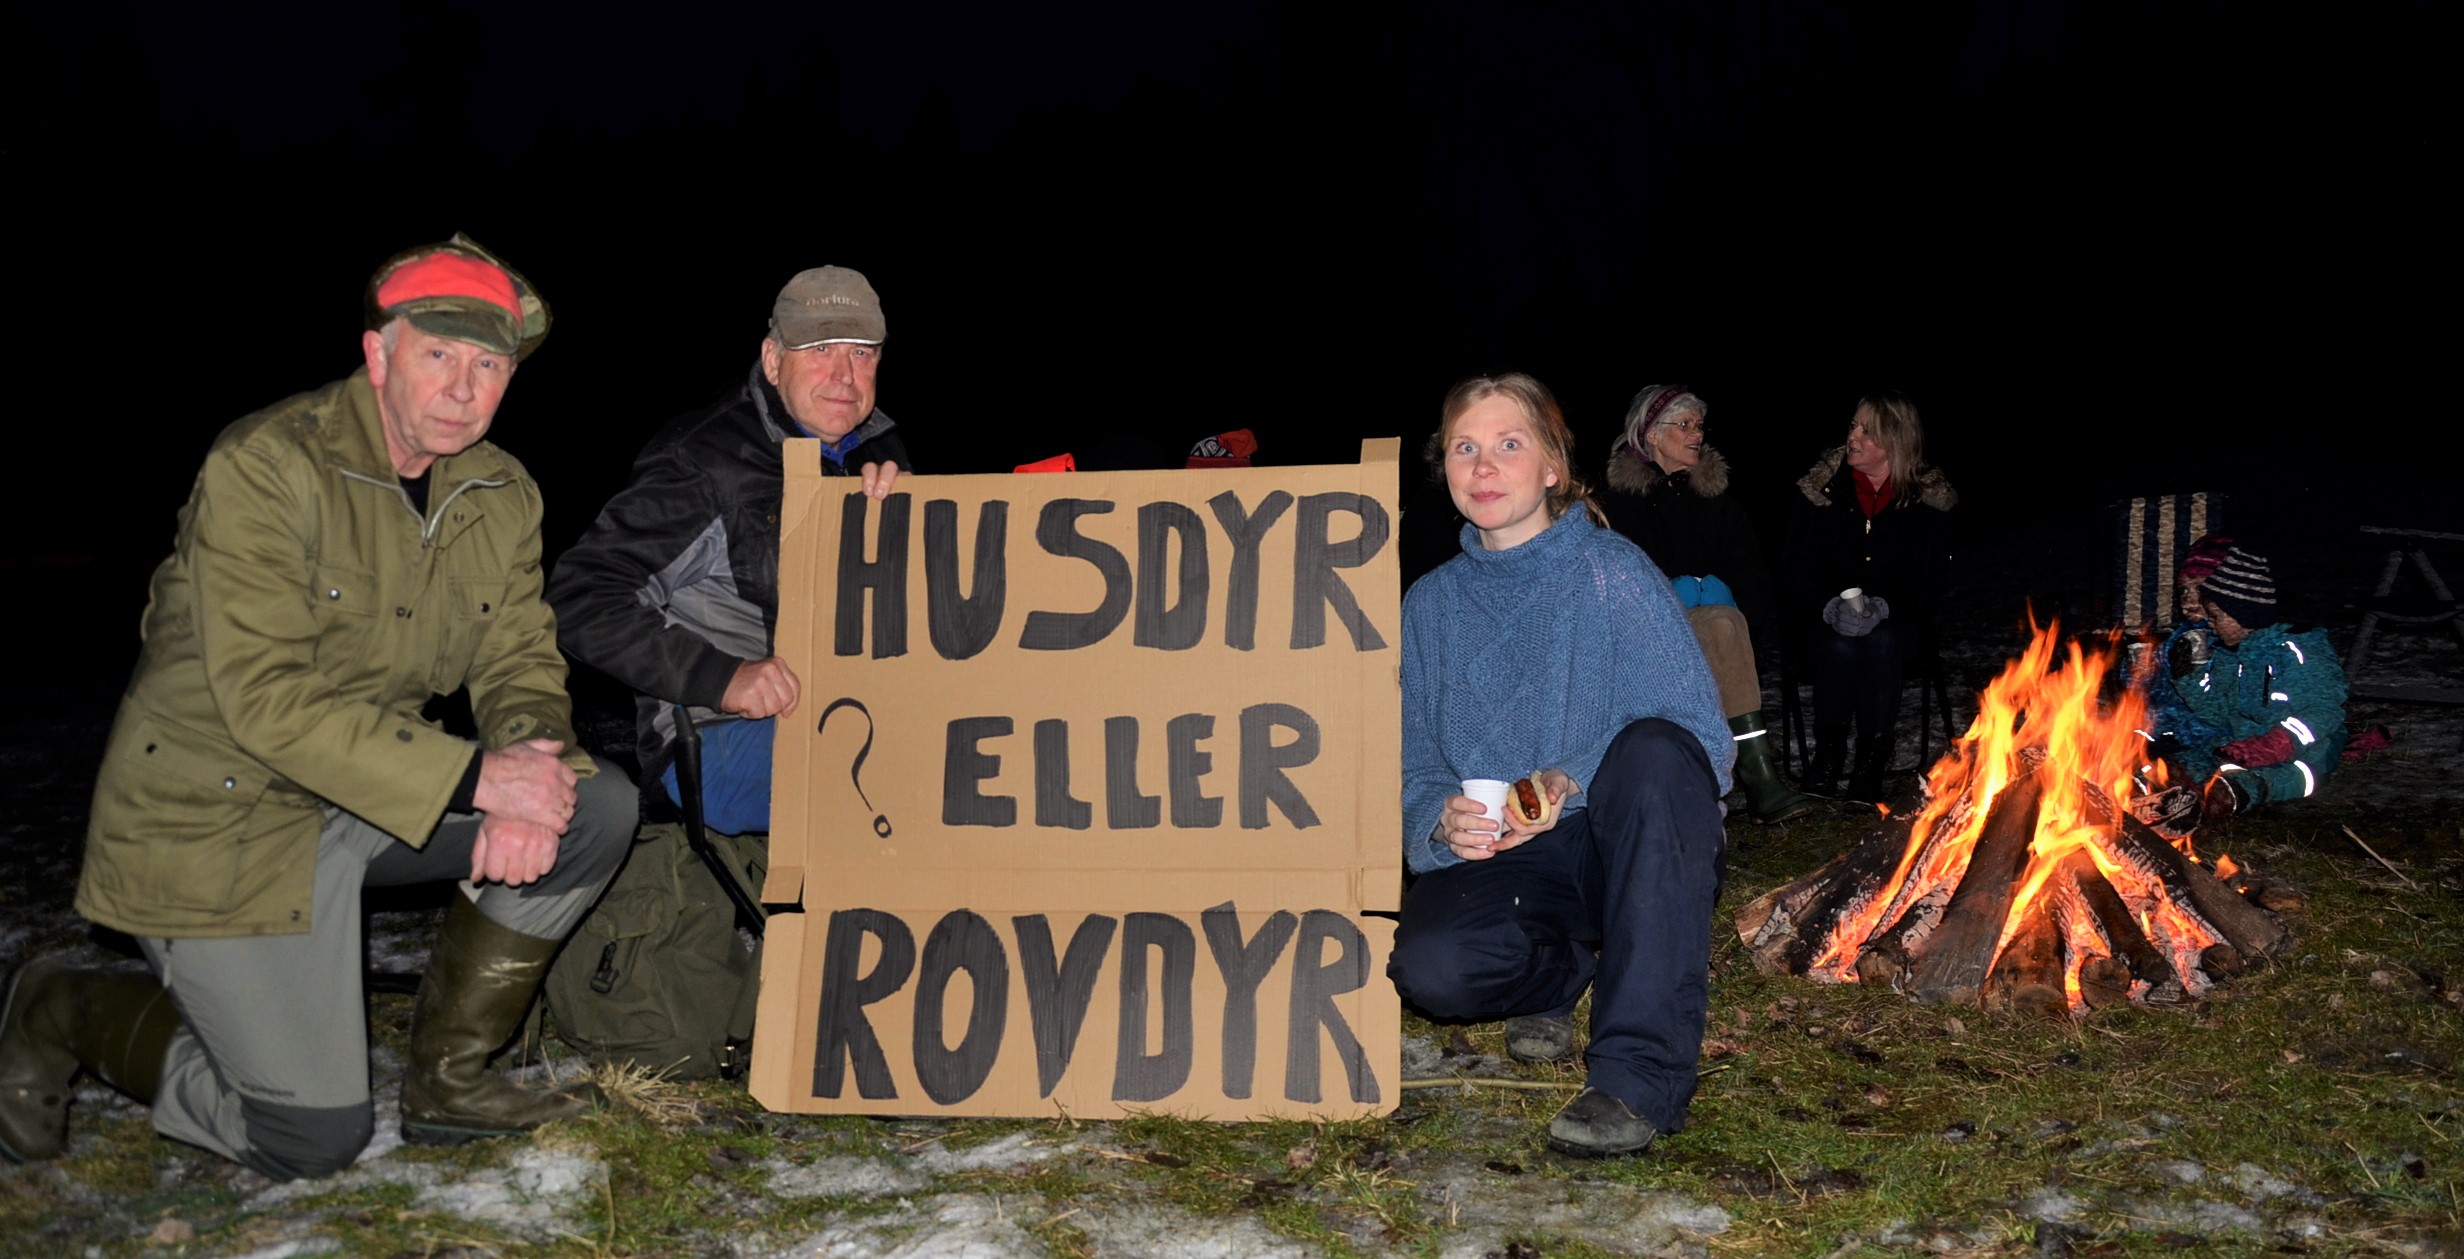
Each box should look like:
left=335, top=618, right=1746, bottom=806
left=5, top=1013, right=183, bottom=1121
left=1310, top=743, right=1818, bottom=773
left=2147, top=545, right=2348, bottom=822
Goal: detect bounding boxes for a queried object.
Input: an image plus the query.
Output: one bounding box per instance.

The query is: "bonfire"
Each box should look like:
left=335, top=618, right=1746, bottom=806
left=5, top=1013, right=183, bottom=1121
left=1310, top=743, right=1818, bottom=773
left=1737, top=620, right=2287, bottom=1017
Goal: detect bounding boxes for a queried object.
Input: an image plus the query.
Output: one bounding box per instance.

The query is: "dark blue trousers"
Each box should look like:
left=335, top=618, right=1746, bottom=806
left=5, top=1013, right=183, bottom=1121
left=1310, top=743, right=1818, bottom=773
left=1812, top=618, right=1905, bottom=736
left=1388, top=719, right=1727, bottom=1132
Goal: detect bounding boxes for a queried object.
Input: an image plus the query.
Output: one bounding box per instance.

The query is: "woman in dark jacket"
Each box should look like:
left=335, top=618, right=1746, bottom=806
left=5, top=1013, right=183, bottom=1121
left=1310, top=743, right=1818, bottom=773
left=1602, top=385, right=1815, bottom=824
left=1783, top=390, right=1957, bottom=802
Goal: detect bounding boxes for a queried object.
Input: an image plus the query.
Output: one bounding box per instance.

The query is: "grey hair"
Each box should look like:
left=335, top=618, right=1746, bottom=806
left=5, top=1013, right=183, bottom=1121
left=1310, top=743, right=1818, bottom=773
left=375, top=317, right=516, bottom=372
left=1619, top=385, right=1706, bottom=456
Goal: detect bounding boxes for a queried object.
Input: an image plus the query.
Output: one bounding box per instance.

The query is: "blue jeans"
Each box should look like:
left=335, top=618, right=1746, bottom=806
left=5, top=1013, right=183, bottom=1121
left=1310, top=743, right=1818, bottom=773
left=1387, top=719, right=1727, bottom=1131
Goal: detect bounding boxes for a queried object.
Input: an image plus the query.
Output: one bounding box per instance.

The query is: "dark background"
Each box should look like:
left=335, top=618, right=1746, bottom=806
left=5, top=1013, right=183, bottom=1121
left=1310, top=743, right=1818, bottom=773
left=13, top=1, right=2448, bottom=649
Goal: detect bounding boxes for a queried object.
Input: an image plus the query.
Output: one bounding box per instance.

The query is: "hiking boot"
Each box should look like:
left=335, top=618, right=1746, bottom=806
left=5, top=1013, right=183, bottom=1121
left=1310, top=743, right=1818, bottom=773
left=2, top=957, right=181, bottom=1163
left=1504, top=1014, right=1578, bottom=1065
left=1545, top=1086, right=1658, bottom=1158
left=400, top=899, right=599, bottom=1147
left=1730, top=712, right=1818, bottom=824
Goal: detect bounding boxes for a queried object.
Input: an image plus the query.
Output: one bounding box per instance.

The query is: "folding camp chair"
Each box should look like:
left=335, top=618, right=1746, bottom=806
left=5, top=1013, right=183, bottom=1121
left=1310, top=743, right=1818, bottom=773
left=2106, top=491, right=2229, bottom=635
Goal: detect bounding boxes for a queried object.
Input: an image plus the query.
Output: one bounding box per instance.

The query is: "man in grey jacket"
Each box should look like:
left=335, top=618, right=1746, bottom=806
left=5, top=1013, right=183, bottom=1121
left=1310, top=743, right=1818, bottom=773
left=548, top=266, right=908, bottom=834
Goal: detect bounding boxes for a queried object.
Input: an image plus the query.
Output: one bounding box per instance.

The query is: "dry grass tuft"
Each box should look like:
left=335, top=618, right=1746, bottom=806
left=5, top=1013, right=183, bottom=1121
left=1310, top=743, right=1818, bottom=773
left=588, top=1060, right=704, bottom=1131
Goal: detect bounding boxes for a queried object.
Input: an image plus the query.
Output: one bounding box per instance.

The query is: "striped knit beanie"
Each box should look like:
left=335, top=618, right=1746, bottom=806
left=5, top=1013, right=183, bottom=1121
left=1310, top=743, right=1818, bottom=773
left=2200, top=546, right=2278, bottom=627
left=2179, top=533, right=2237, bottom=588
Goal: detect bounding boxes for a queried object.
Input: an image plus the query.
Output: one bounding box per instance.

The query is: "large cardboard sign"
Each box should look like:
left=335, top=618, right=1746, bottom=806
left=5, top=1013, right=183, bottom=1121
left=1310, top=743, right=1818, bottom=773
left=752, top=440, right=1403, bottom=1119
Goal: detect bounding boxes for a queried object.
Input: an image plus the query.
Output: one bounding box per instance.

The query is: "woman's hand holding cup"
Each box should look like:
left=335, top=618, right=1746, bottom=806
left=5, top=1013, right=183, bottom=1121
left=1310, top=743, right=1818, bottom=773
left=1447, top=772, right=1581, bottom=861
left=1448, top=779, right=1516, bottom=860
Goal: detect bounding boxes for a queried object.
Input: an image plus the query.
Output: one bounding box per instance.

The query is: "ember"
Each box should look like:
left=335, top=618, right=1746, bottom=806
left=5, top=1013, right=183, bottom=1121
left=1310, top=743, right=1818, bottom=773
left=1737, top=620, right=2288, bottom=1016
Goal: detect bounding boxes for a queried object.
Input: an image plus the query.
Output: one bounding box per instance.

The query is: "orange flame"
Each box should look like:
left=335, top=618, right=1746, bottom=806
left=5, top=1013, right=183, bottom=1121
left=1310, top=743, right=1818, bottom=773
left=1805, top=616, right=2233, bottom=1008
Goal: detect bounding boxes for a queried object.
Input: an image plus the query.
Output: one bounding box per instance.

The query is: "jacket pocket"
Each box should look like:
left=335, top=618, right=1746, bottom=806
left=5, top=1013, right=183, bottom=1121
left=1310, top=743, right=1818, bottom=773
left=90, top=714, right=277, bottom=914
left=434, top=574, right=509, bottom=692
left=308, top=561, right=380, bottom=674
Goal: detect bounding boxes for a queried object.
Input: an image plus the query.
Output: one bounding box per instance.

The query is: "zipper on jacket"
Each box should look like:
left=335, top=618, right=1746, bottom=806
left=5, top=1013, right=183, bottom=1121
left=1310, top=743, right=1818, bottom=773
left=339, top=469, right=509, bottom=546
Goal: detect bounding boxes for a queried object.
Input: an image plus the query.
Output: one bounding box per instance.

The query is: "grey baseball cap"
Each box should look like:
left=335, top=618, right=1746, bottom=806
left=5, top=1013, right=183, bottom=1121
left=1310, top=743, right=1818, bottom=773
left=770, top=266, right=885, bottom=348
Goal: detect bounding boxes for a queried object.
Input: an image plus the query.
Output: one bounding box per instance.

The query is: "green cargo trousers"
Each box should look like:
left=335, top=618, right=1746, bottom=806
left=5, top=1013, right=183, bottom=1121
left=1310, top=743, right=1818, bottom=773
left=137, top=758, right=632, bottom=1181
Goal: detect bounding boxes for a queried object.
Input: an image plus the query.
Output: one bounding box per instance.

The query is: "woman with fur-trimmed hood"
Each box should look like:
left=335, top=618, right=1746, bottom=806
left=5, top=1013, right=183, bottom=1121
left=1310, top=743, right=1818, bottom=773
left=1783, top=390, right=1958, bottom=804
left=1602, top=385, right=1815, bottom=825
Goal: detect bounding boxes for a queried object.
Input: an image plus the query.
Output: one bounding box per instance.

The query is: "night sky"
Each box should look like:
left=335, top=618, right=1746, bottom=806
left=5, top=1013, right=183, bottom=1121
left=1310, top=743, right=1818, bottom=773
left=17, top=2, right=2447, bottom=638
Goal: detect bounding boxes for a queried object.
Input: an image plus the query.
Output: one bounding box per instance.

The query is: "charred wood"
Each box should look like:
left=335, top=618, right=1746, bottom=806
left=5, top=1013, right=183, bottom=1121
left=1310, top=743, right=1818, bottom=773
left=1736, top=812, right=1917, bottom=976
left=2078, top=955, right=2135, bottom=1009
left=2200, top=942, right=2247, bottom=981
left=2239, top=877, right=2306, bottom=914
left=1848, top=778, right=1997, bottom=994
left=1980, top=887, right=2066, bottom=1020
left=2064, top=848, right=2181, bottom=1002
left=2111, top=815, right=2288, bottom=959
left=1908, top=771, right=2048, bottom=1005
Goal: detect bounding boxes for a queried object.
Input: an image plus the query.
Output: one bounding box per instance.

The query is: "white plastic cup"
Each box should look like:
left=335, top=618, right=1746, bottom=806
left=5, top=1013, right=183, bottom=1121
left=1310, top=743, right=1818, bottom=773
left=1841, top=586, right=1869, bottom=616
left=1460, top=779, right=1512, bottom=832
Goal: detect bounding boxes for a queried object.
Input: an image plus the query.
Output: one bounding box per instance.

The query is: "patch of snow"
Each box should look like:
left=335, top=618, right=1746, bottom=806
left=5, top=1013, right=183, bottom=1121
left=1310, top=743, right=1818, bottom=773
left=358, top=1091, right=405, bottom=1164
left=2016, top=1187, right=2086, bottom=1223
left=2232, top=1162, right=2297, bottom=1200
left=2147, top=1158, right=2206, bottom=1185
left=249, top=1160, right=441, bottom=1210
left=1872, top=1219, right=2003, bottom=1252
left=911, top=1130, right=1075, bottom=1173
left=2277, top=1213, right=2331, bottom=1241
left=773, top=1193, right=1046, bottom=1259
left=412, top=1145, right=603, bottom=1235
left=1078, top=1202, right=1322, bottom=1257
left=2118, top=1195, right=2266, bottom=1235
left=764, top=1154, right=930, bottom=1200
left=1399, top=1032, right=1514, bottom=1081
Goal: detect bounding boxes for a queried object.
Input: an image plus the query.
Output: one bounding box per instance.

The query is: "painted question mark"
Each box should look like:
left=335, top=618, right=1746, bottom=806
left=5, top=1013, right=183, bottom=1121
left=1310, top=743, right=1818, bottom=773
left=816, top=697, right=893, bottom=838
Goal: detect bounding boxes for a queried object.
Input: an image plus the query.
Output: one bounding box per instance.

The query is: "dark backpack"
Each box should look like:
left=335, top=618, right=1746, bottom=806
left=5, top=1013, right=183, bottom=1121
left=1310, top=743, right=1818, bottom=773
left=544, top=820, right=766, bottom=1080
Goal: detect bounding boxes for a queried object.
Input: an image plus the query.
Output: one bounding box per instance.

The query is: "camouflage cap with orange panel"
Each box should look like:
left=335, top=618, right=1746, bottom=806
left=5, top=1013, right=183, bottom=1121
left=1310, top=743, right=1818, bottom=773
left=362, top=233, right=551, bottom=360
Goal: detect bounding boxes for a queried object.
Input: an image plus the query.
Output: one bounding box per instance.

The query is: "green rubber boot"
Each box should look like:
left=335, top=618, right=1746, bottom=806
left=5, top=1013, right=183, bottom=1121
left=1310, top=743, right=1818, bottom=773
left=1, top=957, right=181, bottom=1163
left=1730, top=712, right=1820, bottom=824
left=399, top=899, right=599, bottom=1147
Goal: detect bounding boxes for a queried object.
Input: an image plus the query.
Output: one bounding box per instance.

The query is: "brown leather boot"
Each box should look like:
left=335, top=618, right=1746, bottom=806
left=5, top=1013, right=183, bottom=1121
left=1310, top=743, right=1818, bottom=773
left=1, top=957, right=181, bottom=1162
left=399, top=899, right=598, bottom=1146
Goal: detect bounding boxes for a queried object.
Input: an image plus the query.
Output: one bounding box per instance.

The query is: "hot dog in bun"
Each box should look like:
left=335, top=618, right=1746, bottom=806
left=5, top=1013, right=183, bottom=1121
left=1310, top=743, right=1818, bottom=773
left=1503, top=773, right=1559, bottom=829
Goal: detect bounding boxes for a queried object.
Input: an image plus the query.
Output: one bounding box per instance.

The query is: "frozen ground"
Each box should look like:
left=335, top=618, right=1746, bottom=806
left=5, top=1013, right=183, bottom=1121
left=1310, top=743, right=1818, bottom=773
left=3, top=514, right=2460, bottom=1257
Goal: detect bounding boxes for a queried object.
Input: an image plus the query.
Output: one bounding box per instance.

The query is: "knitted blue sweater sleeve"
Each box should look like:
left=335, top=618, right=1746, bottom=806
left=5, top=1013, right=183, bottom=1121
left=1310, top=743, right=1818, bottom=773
left=1400, top=578, right=1460, bottom=873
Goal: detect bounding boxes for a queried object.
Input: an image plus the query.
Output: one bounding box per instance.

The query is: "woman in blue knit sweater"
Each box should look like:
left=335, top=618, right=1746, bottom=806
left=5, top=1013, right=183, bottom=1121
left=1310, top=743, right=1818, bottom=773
left=1389, top=373, right=1734, bottom=1158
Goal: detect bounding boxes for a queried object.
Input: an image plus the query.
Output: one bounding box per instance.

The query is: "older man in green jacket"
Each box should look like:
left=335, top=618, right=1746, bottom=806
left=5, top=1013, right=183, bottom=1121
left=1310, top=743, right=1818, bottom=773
left=0, top=237, right=632, bottom=1180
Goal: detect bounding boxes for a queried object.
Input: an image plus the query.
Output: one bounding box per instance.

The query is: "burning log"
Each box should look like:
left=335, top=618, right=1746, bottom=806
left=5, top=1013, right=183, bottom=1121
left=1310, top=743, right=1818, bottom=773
left=2063, top=847, right=2182, bottom=1004
left=1735, top=811, right=1916, bottom=977
left=2108, top=815, right=2287, bottom=960
left=1980, top=887, right=2065, bottom=1019
left=1730, top=617, right=2293, bottom=1016
left=1845, top=777, right=1999, bottom=992
left=1906, top=771, right=2046, bottom=1005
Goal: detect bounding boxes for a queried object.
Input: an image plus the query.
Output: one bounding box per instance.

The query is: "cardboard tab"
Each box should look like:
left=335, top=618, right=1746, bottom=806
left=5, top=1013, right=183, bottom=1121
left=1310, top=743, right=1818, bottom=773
left=757, top=447, right=1404, bottom=1118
